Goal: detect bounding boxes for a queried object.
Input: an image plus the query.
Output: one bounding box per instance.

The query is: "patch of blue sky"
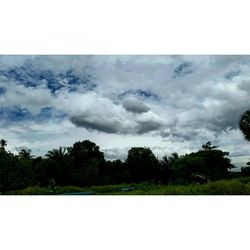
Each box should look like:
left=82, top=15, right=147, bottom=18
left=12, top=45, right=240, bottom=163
left=0, top=86, right=7, bottom=95
left=0, top=65, right=96, bottom=94
left=118, top=89, right=160, bottom=100
left=35, top=107, right=67, bottom=122
left=0, top=106, right=67, bottom=125
left=174, top=62, right=194, bottom=77
left=0, top=106, right=33, bottom=123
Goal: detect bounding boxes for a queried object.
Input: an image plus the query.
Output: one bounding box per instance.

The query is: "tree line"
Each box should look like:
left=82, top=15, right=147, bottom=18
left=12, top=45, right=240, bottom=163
left=0, top=139, right=237, bottom=193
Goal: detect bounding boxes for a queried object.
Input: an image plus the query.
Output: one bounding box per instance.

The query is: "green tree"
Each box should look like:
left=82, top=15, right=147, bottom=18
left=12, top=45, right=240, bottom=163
left=45, top=147, right=72, bottom=185
left=103, top=160, right=130, bottom=184
left=126, top=147, right=159, bottom=182
left=172, top=142, right=233, bottom=182
left=69, top=140, right=105, bottom=186
left=0, top=149, right=17, bottom=193
left=33, top=158, right=58, bottom=186
left=160, top=152, right=179, bottom=183
left=0, top=149, right=33, bottom=193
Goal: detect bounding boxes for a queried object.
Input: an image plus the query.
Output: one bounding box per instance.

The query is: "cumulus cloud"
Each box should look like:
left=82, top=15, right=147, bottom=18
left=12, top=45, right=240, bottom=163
left=67, top=93, right=164, bottom=135
left=1, top=55, right=250, bottom=167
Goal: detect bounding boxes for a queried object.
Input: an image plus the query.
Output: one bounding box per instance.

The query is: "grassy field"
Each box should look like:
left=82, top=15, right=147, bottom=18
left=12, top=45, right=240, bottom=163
left=6, top=176, right=250, bottom=195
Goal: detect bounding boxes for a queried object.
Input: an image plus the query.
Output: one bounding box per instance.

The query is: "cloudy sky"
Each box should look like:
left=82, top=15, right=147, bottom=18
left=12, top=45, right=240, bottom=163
left=0, top=55, right=250, bottom=168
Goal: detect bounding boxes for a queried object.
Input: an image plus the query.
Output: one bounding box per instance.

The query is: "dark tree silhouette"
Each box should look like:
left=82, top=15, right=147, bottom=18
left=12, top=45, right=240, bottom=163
left=0, top=139, right=7, bottom=151
left=172, top=142, right=233, bottom=181
left=239, top=110, right=250, bottom=141
left=69, top=140, right=105, bottom=186
left=17, top=147, right=33, bottom=159
left=202, top=141, right=217, bottom=151
left=46, top=147, right=69, bottom=161
left=126, top=147, right=159, bottom=182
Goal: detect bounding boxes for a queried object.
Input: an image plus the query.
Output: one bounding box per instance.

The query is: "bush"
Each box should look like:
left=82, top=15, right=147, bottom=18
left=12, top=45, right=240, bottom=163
left=16, top=186, right=49, bottom=195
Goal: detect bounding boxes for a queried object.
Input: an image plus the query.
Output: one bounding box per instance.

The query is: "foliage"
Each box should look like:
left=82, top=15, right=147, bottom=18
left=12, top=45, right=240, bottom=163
left=0, top=148, right=34, bottom=193
left=126, top=147, right=160, bottom=182
left=15, top=186, right=49, bottom=195
left=0, top=138, right=244, bottom=194
left=239, top=110, right=250, bottom=141
left=172, top=142, right=233, bottom=181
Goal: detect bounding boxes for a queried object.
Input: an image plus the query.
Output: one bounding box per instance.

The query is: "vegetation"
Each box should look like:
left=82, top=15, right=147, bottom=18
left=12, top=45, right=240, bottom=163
left=0, top=137, right=244, bottom=195
left=0, top=109, right=250, bottom=194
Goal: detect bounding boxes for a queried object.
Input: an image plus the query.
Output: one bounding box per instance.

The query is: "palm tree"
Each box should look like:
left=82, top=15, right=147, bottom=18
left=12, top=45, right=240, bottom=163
left=239, top=110, right=250, bottom=141
left=17, top=148, right=33, bottom=159
left=0, top=139, right=7, bottom=151
left=46, top=147, right=69, bottom=161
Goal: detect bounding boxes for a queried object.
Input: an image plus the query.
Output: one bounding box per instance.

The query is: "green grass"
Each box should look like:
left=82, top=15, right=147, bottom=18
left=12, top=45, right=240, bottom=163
left=8, top=177, right=250, bottom=195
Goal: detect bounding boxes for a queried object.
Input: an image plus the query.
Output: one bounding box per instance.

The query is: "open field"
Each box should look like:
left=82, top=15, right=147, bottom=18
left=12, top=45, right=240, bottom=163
left=6, top=177, right=250, bottom=195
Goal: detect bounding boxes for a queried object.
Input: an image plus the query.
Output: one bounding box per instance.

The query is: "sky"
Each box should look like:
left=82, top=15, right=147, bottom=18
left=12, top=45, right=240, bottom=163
left=0, top=55, right=250, bottom=168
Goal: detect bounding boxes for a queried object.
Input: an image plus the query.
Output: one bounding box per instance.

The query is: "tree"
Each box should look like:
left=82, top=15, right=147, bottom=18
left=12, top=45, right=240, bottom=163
left=69, top=140, right=105, bottom=186
left=172, top=142, right=234, bottom=182
left=159, top=152, right=179, bottom=184
left=17, top=147, right=33, bottom=159
left=239, top=110, right=250, bottom=141
left=70, top=140, right=104, bottom=165
left=0, top=149, right=33, bottom=193
left=241, top=166, right=250, bottom=176
left=46, top=147, right=69, bottom=161
left=202, top=141, right=217, bottom=151
left=0, top=149, right=17, bottom=193
left=103, top=160, right=130, bottom=184
left=172, top=154, right=206, bottom=181
left=126, top=147, right=159, bottom=182
left=0, top=139, right=7, bottom=151
left=34, top=158, right=58, bottom=186
left=44, top=147, right=72, bottom=185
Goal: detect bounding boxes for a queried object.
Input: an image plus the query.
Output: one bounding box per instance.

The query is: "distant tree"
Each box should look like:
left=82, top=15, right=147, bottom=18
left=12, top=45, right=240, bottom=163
left=126, top=147, right=159, bottom=182
left=0, top=139, right=7, bottom=151
left=202, top=141, right=217, bottom=151
left=240, top=159, right=250, bottom=177
left=46, top=147, right=69, bottom=161
left=239, top=110, right=250, bottom=141
left=17, top=147, right=33, bottom=159
left=241, top=166, right=250, bottom=176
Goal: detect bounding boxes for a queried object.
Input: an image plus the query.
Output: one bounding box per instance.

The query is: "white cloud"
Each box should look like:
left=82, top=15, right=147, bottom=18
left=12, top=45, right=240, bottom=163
left=0, top=55, right=250, bottom=167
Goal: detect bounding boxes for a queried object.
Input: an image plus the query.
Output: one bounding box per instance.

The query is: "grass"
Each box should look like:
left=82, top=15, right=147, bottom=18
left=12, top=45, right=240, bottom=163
left=8, top=177, right=250, bottom=195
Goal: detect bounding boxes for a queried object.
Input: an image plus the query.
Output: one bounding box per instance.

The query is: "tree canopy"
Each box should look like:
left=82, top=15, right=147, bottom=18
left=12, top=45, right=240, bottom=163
left=0, top=138, right=238, bottom=193
left=239, top=110, right=250, bottom=141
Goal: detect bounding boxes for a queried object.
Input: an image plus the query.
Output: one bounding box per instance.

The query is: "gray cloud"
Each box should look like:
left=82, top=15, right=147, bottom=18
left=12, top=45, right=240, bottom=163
left=136, top=119, right=163, bottom=134
left=1, top=55, right=250, bottom=167
left=69, top=112, right=121, bottom=134
left=122, top=98, right=150, bottom=113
